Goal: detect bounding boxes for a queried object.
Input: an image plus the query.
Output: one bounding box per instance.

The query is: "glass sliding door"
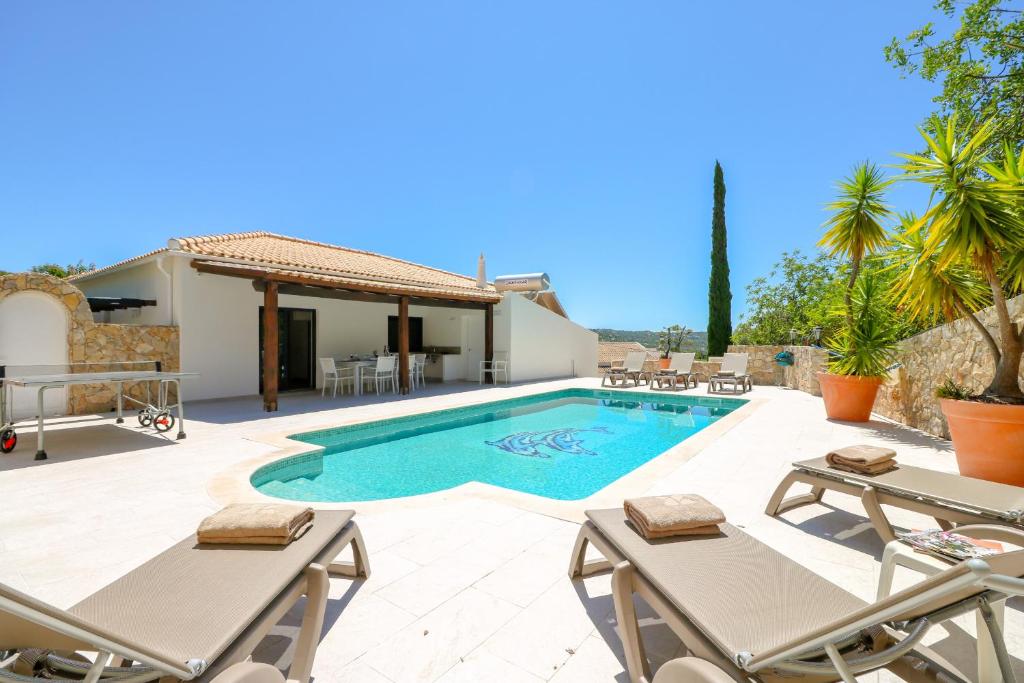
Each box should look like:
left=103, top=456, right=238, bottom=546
left=259, top=307, right=317, bottom=392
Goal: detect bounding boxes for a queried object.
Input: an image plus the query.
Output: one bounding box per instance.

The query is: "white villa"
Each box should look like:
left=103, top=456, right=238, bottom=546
left=0, top=231, right=597, bottom=413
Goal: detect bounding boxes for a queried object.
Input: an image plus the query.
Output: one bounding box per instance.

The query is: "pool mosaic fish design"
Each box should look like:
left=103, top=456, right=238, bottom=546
left=485, top=427, right=611, bottom=458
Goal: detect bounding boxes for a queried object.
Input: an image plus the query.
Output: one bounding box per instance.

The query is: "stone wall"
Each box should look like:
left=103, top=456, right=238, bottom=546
left=782, top=345, right=829, bottom=396
left=0, top=271, right=180, bottom=415
left=873, top=294, right=1024, bottom=439
left=70, top=324, right=180, bottom=414
left=725, top=344, right=784, bottom=385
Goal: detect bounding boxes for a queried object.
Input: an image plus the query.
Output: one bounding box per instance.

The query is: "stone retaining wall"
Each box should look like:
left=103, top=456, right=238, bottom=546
left=873, top=294, right=1024, bottom=439
left=70, top=324, right=180, bottom=414
left=782, top=345, right=829, bottom=396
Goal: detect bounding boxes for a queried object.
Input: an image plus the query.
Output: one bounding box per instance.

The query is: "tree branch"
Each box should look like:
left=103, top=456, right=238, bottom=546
left=959, top=301, right=1002, bottom=363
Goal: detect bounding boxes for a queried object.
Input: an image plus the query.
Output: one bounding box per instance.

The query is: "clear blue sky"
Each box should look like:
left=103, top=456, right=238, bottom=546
left=1, top=2, right=947, bottom=330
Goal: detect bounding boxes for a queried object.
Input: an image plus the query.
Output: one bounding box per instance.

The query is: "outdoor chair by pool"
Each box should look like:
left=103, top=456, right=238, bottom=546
left=0, top=510, right=369, bottom=683
left=363, top=355, right=396, bottom=395
left=479, top=351, right=509, bottom=384
left=707, top=352, right=751, bottom=394
left=318, top=358, right=353, bottom=398
left=651, top=352, right=698, bottom=391
left=602, top=350, right=649, bottom=388
left=765, top=456, right=1024, bottom=544
left=569, top=507, right=1024, bottom=683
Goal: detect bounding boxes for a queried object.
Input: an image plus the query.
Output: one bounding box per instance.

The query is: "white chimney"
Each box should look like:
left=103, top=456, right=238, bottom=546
left=476, top=252, right=487, bottom=288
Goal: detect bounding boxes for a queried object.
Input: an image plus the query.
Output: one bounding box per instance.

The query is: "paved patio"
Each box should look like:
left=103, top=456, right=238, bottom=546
left=1, top=378, right=1020, bottom=681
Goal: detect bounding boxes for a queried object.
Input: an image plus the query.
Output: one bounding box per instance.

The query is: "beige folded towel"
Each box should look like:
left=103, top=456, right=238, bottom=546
left=826, top=445, right=897, bottom=475
left=716, top=370, right=736, bottom=377
left=198, top=504, right=315, bottom=546
left=624, top=494, right=726, bottom=540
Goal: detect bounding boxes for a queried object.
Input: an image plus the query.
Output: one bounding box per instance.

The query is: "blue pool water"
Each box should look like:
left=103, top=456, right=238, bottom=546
left=252, top=389, right=745, bottom=502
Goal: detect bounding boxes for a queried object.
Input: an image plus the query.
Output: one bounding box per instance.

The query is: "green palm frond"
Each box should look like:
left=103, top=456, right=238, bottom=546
left=896, top=115, right=1024, bottom=269
left=819, top=162, right=893, bottom=261
left=826, top=272, right=898, bottom=377
left=886, top=213, right=990, bottom=324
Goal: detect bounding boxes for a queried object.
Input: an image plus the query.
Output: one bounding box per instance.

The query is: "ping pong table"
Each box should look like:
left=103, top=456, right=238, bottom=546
left=0, top=363, right=197, bottom=461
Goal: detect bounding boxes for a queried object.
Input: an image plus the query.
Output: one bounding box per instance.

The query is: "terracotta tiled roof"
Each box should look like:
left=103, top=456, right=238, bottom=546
left=72, top=231, right=500, bottom=300
left=191, top=261, right=501, bottom=301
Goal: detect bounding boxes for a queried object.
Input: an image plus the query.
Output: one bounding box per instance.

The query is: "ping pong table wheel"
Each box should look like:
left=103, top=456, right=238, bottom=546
left=153, top=411, right=175, bottom=433
left=0, top=429, right=16, bottom=454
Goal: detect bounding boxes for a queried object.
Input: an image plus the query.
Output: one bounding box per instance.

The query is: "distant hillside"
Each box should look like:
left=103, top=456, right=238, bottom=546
left=591, top=328, right=707, bottom=353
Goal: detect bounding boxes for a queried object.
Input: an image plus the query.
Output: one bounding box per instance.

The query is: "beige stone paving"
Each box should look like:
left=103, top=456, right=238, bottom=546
left=0, top=378, right=1020, bottom=681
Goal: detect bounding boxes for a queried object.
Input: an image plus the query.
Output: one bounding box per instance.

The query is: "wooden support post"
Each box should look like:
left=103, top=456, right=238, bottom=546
left=484, top=303, right=494, bottom=385
left=263, top=280, right=279, bottom=412
left=398, top=296, right=410, bottom=394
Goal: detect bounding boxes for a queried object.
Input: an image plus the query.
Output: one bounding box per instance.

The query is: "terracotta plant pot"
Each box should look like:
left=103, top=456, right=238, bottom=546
left=940, top=398, right=1024, bottom=486
left=816, top=372, right=883, bottom=422
left=659, top=358, right=671, bottom=369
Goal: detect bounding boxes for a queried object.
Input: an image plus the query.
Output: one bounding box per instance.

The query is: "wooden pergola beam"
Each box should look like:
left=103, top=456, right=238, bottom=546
left=192, top=259, right=499, bottom=305
left=249, top=281, right=490, bottom=310
left=398, top=296, right=410, bottom=394
left=484, top=303, right=494, bottom=385
left=262, top=280, right=279, bottom=412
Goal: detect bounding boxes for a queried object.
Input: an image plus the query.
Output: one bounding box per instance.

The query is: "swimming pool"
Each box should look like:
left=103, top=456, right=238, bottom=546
left=252, top=388, right=746, bottom=502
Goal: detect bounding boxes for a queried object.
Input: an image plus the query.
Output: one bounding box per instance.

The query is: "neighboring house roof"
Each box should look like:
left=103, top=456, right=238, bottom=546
left=598, top=341, right=654, bottom=366
left=71, top=231, right=502, bottom=302
left=532, top=291, right=567, bottom=319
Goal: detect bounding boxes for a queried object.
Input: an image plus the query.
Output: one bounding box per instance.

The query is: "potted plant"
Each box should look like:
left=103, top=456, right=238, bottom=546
left=817, top=162, right=894, bottom=421
left=818, top=273, right=899, bottom=421
left=893, top=116, right=1024, bottom=484
left=657, top=325, right=691, bottom=368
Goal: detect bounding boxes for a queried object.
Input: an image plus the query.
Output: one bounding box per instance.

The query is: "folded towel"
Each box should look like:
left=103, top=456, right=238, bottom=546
left=656, top=368, right=678, bottom=375
left=198, top=504, right=315, bottom=546
left=624, top=494, right=726, bottom=539
left=716, top=370, right=736, bottom=377
left=826, top=445, right=897, bottom=475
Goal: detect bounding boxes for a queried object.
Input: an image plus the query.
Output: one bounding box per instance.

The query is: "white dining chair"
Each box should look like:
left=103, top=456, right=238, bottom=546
left=319, top=358, right=343, bottom=398
left=479, top=351, right=509, bottom=384
left=412, top=354, right=426, bottom=389
left=363, top=355, right=397, bottom=395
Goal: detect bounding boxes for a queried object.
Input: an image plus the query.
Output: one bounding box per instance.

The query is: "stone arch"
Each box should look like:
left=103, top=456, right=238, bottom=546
left=0, top=272, right=95, bottom=413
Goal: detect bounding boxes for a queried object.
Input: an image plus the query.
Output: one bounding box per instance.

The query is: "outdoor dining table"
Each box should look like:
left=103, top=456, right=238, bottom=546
left=335, top=358, right=377, bottom=396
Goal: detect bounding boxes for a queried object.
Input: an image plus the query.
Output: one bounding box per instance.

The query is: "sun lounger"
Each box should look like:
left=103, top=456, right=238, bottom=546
left=765, top=456, right=1024, bottom=544
left=569, top=507, right=1024, bottom=682
left=707, top=353, right=751, bottom=394
left=651, top=352, right=698, bottom=391
left=0, top=510, right=369, bottom=683
left=602, top=350, right=649, bottom=388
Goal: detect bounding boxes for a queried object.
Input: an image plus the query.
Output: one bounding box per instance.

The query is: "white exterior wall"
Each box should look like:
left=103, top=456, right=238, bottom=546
left=77, top=255, right=594, bottom=399
left=170, top=256, right=489, bottom=400
left=76, top=259, right=172, bottom=325
left=0, top=291, right=69, bottom=418
left=498, top=293, right=598, bottom=382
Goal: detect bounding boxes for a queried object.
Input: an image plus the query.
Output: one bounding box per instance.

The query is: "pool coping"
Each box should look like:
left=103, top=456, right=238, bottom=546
left=207, top=382, right=766, bottom=523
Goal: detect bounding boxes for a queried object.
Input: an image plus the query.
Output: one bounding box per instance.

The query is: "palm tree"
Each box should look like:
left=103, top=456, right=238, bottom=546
left=819, top=162, right=893, bottom=328
left=886, top=213, right=994, bottom=358
left=896, top=115, right=1024, bottom=399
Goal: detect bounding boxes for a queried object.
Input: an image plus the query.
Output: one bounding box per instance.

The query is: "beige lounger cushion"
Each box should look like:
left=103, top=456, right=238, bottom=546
left=0, top=509, right=354, bottom=674
left=69, top=509, right=353, bottom=667
left=795, top=456, right=1024, bottom=519
left=586, top=509, right=866, bottom=659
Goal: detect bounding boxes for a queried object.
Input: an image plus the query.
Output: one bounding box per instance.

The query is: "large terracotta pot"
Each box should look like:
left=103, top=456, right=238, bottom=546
left=940, top=398, right=1024, bottom=486
left=659, top=358, right=671, bottom=369
left=817, top=372, right=883, bottom=422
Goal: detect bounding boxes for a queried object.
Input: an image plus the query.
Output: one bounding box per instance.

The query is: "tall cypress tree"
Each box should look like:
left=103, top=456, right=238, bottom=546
left=707, top=161, right=732, bottom=357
